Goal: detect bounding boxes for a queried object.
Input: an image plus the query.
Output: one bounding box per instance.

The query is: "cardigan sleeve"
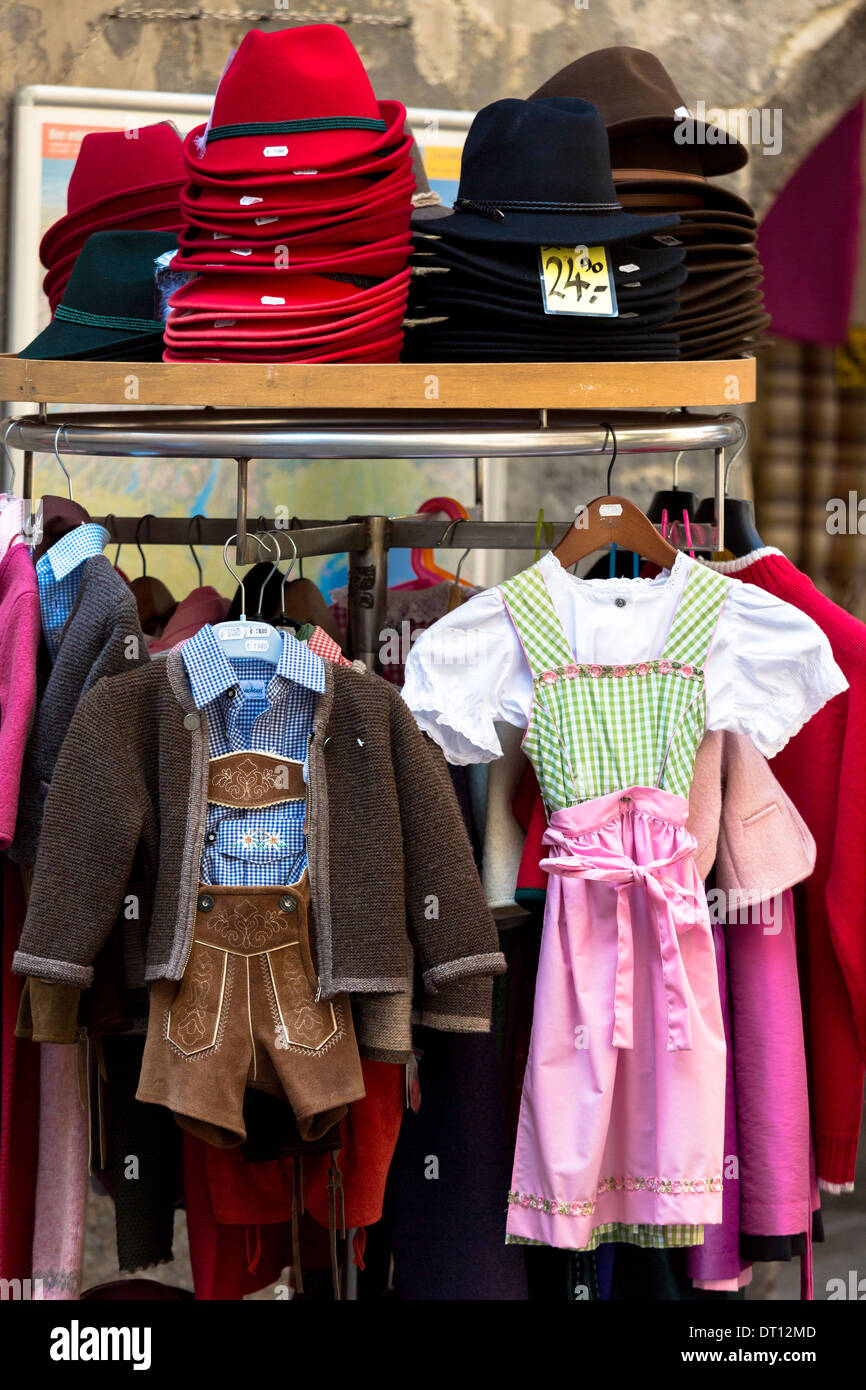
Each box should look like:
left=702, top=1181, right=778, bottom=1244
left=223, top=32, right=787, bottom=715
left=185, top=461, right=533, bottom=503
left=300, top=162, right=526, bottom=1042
left=12, top=677, right=146, bottom=989
left=388, top=689, right=505, bottom=1012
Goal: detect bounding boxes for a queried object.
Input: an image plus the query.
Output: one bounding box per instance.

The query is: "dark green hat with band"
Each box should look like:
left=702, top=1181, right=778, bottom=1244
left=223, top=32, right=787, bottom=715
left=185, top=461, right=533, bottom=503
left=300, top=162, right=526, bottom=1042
left=21, top=230, right=178, bottom=360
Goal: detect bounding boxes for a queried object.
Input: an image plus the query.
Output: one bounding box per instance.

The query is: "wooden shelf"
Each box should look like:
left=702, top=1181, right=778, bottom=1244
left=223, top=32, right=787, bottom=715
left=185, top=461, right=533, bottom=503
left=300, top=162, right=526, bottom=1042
left=0, top=355, right=755, bottom=411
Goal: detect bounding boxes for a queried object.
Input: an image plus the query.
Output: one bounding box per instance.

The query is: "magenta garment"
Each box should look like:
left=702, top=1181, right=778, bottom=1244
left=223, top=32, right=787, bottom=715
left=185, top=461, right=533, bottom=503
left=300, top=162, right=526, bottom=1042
left=31, top=1045, right=89, bottom=1300
left=757, top=100, right=864, bottom=346
left=506, top=785, right=726, bottom=1250
left=0, top=544, right=40, bottom=849
left=686, top=921, right=751, bottom=1287
left=726, top=889, right=814, bottom=1239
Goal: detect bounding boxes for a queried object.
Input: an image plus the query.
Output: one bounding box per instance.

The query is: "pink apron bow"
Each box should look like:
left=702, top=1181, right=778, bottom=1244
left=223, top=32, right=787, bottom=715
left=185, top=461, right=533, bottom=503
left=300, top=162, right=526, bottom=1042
left=540, top=831, right=704, bottom=1052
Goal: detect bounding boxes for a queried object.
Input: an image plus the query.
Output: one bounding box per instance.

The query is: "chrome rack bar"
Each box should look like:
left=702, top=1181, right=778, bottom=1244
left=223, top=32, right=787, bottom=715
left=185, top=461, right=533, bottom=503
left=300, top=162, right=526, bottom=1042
left=5, top=412, right=746, bottom=461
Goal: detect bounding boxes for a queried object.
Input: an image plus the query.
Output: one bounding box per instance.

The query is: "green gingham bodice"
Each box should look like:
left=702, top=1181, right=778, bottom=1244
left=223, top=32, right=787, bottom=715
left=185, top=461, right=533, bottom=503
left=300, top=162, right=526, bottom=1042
left=499, top=559, right=731, bottom=812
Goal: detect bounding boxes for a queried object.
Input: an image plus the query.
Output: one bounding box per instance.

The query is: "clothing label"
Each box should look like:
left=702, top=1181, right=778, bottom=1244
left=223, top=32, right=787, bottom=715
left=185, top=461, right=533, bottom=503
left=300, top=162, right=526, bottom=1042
left=213, top=318, right=236, bottom=327
left=263, top=144, right=289, bottom=157
left=238, top=679, right=267, bottom=700
left=239, top=195, right=263, bottom=206
left=231, top=248, right=253, bottom=257
left=292, top=168, right=318, bottom=175
left=255, top=216, right=278, bottom=226
left=243, top=638, right=271, bottom=653
left=538, top=245, right=618, bottom=317
left=654, top=234, right=682, bottom=246
left=261, top=295, right=286, bottom=305
left=618, top=262, right=640, bottom=274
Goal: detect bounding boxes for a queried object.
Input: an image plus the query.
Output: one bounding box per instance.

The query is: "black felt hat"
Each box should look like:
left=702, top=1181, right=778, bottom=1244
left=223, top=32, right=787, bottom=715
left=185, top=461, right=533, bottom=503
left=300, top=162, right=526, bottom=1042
left=411, top=98, right=680, bottom=245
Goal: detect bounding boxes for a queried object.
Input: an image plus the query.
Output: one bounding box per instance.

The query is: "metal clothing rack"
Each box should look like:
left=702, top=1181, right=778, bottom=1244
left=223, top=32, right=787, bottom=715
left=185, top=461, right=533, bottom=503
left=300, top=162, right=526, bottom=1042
left=3, top=406, right=746, bottom=671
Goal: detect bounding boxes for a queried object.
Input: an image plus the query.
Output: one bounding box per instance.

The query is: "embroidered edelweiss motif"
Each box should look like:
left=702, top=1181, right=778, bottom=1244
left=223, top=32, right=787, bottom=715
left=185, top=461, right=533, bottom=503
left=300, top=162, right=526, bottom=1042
left=535, top=658, right=704, bottom=685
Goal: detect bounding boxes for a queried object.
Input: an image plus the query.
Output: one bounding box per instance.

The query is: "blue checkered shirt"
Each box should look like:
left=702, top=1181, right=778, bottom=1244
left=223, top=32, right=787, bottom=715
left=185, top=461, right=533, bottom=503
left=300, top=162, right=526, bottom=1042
left=181, top=622, right=326, bottom=888
left=35, top=524, right=110, bottom=661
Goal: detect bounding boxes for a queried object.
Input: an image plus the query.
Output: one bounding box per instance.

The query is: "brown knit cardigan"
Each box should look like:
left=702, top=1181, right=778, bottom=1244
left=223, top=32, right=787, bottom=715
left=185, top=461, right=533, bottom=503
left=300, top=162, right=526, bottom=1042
left=14, top=650, right=505, bottom=1034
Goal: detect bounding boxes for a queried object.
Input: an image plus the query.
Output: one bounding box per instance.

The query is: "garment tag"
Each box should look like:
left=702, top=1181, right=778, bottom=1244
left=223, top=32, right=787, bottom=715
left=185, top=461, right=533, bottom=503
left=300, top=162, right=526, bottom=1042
left=618, top=261, right=640, bottom=274
left=654, top=234, right=682, bottom=246
left=239, top=195, right=263, bottom=206
left=255, top=215, right=278, bottom=226
left=538, top=245, right=618, bottom=317
left=238, top=678, right=266, bottom=700
left=213, top=318, right=236, bottom=328
left=261, top=295, right=286, bottom=306
left=263, top=144, right=289, bottom=157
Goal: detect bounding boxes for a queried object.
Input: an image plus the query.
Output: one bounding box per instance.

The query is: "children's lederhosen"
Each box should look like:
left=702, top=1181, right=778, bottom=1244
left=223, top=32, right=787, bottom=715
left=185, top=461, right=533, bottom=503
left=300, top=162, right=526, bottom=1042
left=137, top=751, right=365, bottom=1147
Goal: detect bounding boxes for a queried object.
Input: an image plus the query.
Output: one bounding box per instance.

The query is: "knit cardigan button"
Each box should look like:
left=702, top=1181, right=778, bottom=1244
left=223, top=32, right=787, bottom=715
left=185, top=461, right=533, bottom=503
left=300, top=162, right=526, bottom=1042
left=183, top=712, right=201, bottom=730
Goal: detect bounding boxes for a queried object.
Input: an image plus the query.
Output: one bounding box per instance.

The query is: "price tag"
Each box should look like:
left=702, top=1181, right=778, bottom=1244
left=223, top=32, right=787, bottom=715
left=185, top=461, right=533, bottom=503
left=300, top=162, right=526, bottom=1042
left=538, top=245, right=618, bottom=317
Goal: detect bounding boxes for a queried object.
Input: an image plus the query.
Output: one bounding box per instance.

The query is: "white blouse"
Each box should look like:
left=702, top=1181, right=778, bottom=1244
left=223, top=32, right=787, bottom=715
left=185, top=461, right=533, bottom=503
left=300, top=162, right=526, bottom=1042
left=402, top=550, right=848, bottom=766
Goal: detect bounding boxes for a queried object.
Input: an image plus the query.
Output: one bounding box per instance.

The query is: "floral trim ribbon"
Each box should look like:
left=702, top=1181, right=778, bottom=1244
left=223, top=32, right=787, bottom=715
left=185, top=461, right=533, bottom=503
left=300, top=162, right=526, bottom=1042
left=507, top=1173, right=723, bottom=1218
left=534, top=657, right=704, bottom=687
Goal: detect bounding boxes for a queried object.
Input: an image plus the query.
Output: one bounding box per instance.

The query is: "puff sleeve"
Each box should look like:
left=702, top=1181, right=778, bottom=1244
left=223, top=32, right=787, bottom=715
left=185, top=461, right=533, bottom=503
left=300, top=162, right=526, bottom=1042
left=704, top=580, right=848, bottom=758
left=402, top=587, right=531, bottom=765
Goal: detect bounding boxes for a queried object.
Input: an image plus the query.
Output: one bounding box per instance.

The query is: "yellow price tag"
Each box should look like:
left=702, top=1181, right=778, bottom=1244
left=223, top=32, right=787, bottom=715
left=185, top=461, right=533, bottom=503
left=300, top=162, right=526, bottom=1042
left=538, top=245, right=618, bottom=317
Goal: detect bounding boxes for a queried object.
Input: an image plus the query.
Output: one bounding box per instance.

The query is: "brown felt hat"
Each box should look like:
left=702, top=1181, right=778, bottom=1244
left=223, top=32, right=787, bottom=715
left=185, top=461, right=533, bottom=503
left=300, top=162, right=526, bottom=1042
left=529, top=47, right=748, bottom=177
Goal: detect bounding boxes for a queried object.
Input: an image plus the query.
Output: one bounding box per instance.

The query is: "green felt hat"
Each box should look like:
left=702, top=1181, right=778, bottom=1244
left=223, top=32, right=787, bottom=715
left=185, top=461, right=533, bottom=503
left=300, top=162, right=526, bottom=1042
left=21, top=230, right=178, bottom=360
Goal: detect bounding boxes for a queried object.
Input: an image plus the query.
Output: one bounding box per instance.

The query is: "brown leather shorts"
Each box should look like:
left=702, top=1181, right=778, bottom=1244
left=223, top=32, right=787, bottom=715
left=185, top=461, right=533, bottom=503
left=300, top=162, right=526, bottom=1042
left=137, top=877, right=365, bottom=1147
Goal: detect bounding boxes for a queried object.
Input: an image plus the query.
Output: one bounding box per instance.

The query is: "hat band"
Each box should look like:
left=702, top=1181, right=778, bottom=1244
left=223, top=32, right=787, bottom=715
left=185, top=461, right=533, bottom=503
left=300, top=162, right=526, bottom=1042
left=454, top=197, right=622, bottom=221
left=54, top=304, right=165, bottom=333
left=206, top=117, right=387, bottom=146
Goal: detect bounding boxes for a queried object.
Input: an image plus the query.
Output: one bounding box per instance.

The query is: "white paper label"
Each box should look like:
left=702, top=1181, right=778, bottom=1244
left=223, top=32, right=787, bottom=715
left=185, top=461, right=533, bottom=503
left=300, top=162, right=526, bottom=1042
left=261, top=295, right=286, bottom=305
left=244, top=638, right=271, bottom=653
left=213, top=318, right=236, bottom=328
left=263, top=144, right=289, bottom=157
left=239, top=195, right=263, bottom=206
left=231, top=248, right=253, bottom=257
left=255, top=216, right=278, bottom=226
left=292, top=168, right=317, bottom=175
left=599, top=503, right=623, bottom=517
left=618, top=262, right=639, bottom=274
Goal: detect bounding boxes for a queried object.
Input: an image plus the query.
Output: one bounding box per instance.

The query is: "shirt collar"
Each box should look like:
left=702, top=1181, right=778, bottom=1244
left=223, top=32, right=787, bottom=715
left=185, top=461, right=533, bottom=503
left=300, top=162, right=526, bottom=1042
left=34, top=523, right=109, bottom=582
left=181, top=620, right=326, bottom=710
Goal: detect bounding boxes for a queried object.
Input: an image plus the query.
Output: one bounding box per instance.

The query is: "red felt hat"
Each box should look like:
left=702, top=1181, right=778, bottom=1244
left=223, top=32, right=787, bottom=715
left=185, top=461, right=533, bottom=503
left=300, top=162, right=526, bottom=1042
left=42, top=203, right=184, bottom=271
left=172, top=233, right=411, bottom=279
left=165, top=307, right=406, bottom=350
left=180, top=170, right=414, bottom=230
left=184, top=26, right=406, bottom=178
left=183, top=131, right=414, bottom=189
left=163, top=330, right=404, bottom=363
left=40, top=187, right=184, bottom=266
left=180, top=188, right=413, bottom=241
left=177, top=198, right=411, bottom=247
left=168, top=281, right=409, bottom=330
left=168, top=267, right=411, bottom=314
left=181, top=157, right=413, bottom=218
left=40, top=122, right=184, bottom=261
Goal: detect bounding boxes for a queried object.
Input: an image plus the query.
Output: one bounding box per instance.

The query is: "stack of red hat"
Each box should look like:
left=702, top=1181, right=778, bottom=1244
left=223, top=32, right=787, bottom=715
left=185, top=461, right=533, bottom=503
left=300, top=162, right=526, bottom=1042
left=166, top=25, right=414, bottom=362
left=40, top=122, right=184, bottom=314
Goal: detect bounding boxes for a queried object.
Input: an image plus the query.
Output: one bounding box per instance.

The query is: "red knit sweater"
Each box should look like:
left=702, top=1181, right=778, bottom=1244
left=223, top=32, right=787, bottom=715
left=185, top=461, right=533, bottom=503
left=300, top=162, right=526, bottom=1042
left=513, top=550, right=863, bottom=1189
left=713, top=551, right=865, bottom=1190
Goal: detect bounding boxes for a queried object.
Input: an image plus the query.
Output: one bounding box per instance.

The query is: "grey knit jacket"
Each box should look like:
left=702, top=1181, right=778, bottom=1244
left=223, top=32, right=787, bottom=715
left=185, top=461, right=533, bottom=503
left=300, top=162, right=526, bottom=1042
left=14, top=649, right=505, bottom=1043
left=9, top=554, right=149, bottom=866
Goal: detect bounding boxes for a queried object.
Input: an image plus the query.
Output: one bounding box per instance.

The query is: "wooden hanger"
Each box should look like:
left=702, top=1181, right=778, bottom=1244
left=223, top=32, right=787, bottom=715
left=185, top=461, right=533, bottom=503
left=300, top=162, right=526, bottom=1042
left=553, top=423, right=679, bottom=573
left=553, top=495, right=679, bottom=571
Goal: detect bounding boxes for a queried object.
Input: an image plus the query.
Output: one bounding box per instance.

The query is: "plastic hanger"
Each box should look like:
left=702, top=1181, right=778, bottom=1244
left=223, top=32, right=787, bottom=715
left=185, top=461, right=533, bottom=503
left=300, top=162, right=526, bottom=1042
left=694, top=433, right=763, bottom=558
left=129, top=514, right=177, bottom=629
left=647, top=450, right=699, bottom=530
left=553, top=423, right=679, bottom=573
left=212, top=533, right=284, bottom=665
